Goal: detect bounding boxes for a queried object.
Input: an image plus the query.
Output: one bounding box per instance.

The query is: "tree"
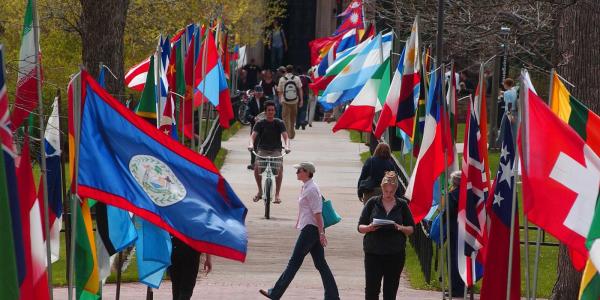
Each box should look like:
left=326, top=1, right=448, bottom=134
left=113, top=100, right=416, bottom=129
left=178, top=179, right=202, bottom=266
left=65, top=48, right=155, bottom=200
left=551, top=1, right=600, bottom=299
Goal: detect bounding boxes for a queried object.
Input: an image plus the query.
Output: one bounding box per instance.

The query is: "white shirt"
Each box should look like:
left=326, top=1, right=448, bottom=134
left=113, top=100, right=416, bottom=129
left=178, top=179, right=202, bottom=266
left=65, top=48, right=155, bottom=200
left=296, top=179, right=322, bottom=230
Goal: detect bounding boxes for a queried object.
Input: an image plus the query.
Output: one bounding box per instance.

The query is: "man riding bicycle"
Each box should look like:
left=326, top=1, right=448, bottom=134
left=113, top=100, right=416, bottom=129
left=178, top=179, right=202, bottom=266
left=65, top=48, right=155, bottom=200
left=248, top=100, right=290, bottom=204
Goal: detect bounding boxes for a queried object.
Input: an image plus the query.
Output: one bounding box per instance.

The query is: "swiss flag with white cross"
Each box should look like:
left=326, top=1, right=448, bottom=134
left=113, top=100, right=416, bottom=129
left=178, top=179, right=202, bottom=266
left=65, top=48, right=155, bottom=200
left=518, top=71, right=600, bottom=270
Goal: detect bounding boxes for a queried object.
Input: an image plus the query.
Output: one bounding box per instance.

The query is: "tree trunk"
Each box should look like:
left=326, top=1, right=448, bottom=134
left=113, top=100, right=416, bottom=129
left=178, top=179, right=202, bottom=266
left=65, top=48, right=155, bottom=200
left=551, top=1, right=600, bottom=299
left=80, top=0, right=129, bottom=98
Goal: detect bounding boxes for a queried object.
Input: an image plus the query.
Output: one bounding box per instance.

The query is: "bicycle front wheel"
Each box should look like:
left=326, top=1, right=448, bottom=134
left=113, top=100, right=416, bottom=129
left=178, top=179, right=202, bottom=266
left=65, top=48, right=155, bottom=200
left=238, top=104, right=250, bottom=125
left=264, top=177, right=272, bottom=219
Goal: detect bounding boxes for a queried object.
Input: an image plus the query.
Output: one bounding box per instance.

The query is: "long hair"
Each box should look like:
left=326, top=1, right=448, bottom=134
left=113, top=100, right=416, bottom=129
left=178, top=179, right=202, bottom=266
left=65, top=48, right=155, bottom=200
left=373, top=142, right=391, bottom=160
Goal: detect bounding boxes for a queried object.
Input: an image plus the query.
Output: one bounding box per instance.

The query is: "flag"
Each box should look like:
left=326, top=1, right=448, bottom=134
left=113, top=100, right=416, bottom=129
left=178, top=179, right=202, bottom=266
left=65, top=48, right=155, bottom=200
left=318, top=33, right=392, bottom=110
left=332, top=57, right=390, bottom=132
left=374, top=18, right=420, bottom=139
left=135, top=54, right=157, bottom=122
left=309, top=36, right=338, bottom=66
left=17, top=136, right=49, bottom=300
left=135, top=218, right=171, bottom=288
left=404, top=70, right=452, bottom=224
left=480, top=119, right=520, bottom=300
left=124, top=56, right=150, bottom=92
left=457, top=78, right=490, bottom=287
left=0, top=46, right=19, bottom=299
left=359, top=22, right=375, bottom=43
left=193, top=30, right=233, bottom=128
left=334, top=1, right=363, bottom=35
left=1, top=45, right=26, bottom=288
left=580, top=193, right=600, bottom=300
left=411, top=70, right=427, bottom=157
left=75, top=198, right=101, bottom=300
left=12, top=0, right=41, bottom=130
left=447, top=64, right=458, bottom=141
left=518, top=69, right=598, bottom=271
left=336, top=28, right=358, bottom=55
left=38, top=99, right=62, bottom=263
left=159, top=35, right=171, bottom=114
left=550, top=72, right=600, bottom=155
left=236, top=45, right=247, bottom=70
left=338, top=0, right=362, bottom=17
left=76, top=71, right=247, bottom=261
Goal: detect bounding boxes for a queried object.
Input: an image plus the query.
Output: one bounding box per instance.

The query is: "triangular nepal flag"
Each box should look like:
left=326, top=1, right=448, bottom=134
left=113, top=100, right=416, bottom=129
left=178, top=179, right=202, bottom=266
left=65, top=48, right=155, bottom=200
left=124, top=56, right=150, bottom=92
left=17, top=136, right=49, bottom=300
left=334, top=3, right=363, bottom=35
left=194, top=30, right=233, bottom=128
left=333, top=58, right=390, bottom=133
left=518, top=69, right=599, bottom=271
left=404, top=70, right=452, bottom=224
left=75, top=71, right=247, bottom=261
left=12, top=0, right=41, bottom=130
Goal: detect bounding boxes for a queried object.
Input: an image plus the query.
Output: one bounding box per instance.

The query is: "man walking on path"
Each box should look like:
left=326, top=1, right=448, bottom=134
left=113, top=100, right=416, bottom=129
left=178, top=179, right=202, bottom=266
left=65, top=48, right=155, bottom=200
left=260, top=162, right=340, bottom=300
left=277, top=65, right=303, bottom=139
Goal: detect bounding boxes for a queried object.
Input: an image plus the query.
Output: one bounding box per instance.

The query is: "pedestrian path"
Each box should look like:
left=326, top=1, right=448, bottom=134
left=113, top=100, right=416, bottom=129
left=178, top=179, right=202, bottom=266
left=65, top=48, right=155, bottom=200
left=54, top=122, right=447, bottom=299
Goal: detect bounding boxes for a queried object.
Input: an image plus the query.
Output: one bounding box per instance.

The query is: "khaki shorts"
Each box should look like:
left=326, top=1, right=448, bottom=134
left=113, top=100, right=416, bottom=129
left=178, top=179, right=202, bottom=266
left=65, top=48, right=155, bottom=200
left=255, top=149, right=283, bottom=175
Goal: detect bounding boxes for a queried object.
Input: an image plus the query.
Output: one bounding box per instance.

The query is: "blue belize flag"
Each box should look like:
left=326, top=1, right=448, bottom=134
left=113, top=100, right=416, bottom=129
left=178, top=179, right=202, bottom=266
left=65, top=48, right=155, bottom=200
left=76, top=71, right=247, bottom=261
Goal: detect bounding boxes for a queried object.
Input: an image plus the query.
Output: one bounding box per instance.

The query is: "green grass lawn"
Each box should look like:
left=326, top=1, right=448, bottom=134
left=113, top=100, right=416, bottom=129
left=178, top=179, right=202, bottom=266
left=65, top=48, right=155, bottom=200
left=352, top=124, right=559, bottom=298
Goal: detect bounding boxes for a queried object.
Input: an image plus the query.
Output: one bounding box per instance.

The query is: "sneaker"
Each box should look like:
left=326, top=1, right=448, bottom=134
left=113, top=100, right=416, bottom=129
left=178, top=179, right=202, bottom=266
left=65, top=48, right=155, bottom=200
left=259, top=289, right=272, bottom=299
left=247, top=164, right=254, bottom=170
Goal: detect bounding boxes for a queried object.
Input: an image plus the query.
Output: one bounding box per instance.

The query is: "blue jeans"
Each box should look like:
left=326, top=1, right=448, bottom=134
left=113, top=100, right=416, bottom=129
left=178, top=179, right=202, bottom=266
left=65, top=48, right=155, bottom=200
left=269, top=225, right=339, bottom=300
left=271, top=46, right=284, bottom=69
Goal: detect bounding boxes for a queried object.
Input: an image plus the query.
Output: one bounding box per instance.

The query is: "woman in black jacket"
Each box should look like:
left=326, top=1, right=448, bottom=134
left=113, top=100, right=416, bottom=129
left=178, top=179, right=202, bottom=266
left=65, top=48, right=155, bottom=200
left=358, top=172, right=415, bottom=300
left=357, top=143, right=396, bottom=203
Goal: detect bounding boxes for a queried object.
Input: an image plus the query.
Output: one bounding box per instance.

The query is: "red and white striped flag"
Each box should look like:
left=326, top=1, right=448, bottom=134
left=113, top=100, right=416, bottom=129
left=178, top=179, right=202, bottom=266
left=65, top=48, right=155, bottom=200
left=124, top=56, right=150, bottom=91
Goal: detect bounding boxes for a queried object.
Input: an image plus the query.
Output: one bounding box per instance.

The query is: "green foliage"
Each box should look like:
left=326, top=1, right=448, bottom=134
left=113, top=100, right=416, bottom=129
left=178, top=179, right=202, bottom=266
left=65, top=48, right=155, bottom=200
left=221, top=121, right=243, bottom=141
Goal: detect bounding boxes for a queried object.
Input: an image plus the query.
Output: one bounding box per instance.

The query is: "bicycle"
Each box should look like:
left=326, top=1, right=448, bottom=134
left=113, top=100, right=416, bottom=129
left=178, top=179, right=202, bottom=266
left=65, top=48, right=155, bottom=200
left=236, top=89, right=253, bottom=125
left=252, top=150, right=287, bottom=219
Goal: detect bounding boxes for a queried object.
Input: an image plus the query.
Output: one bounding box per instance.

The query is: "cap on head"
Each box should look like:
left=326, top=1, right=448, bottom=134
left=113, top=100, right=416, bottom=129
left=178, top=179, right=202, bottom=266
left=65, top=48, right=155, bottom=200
left=293, top=162, right=316, bottom=174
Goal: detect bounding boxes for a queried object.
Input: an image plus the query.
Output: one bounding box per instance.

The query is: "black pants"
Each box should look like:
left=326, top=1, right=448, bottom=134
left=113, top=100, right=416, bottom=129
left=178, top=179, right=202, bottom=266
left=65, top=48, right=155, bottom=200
left=169, top=237, right=201, bottom=300
left=364, top=252, right=405, bottom=300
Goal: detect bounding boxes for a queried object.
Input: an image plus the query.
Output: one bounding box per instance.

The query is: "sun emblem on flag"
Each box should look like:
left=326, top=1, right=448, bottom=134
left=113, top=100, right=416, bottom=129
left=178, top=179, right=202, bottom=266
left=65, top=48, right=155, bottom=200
left=350, top=12, right=359, bottom=24
left=350, top=1, right=360, bottom=8
left=129, top=155, right=187, bottom=206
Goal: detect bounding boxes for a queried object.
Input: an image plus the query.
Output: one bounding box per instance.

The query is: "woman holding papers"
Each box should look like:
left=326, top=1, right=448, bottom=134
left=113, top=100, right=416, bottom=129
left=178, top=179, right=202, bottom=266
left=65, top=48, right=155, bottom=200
left=358, top=171, right=415, bottom=300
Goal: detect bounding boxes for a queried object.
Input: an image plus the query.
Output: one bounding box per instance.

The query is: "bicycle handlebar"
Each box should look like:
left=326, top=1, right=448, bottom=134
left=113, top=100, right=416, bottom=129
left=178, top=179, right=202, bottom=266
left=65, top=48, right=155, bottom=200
left=251, top=150, right=288, bottom=159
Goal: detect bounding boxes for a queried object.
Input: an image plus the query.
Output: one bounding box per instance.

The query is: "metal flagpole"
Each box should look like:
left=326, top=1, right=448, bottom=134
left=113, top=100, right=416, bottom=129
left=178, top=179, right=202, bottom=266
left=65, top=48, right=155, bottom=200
left=519, top=69, right=531, bottom=300
left=191, top=26, right=196, bottom=151
left=156, top=38, right=162, bottom=129
left=506, top=93, right=521, bottom=300
left=441, top=64, right=455, bottom=300
left=31, top=0, right=53, bottom=297
left=68, top=71, right=82, bottom=300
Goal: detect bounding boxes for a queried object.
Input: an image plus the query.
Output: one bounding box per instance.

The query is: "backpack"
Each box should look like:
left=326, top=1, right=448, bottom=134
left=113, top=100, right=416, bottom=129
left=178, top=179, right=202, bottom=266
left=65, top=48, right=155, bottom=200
left=283, top=75, right=299, bottom=101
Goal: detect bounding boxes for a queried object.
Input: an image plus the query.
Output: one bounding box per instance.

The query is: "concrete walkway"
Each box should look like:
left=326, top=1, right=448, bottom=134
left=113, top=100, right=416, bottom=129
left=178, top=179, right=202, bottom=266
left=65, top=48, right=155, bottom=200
left=54, top=122, right=448, bottom=299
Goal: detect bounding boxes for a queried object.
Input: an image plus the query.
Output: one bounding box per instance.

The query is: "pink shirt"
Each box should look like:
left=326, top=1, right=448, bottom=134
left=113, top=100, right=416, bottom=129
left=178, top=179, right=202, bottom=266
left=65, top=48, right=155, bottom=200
left=296, top=179, right=322, bottom=230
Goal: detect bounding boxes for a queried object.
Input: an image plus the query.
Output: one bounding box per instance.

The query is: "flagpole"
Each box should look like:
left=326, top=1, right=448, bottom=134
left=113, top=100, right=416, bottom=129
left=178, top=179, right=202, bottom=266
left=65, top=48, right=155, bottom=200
left=191, top=27, right=196, bottom=151
left=531, top=69, right=555, bottom=300
left=198, top=22, right=210, bottom=152
left=31, top=0, right=53, bottom=297
left=505, top=103, right=520, bottom=300
left=519, top=69, right=531, bottom=300
left=68, top=70, right=82, bottom=300
left=440, top=64, right=456, bottom=300
left=156, top=38, right=162, bottom=129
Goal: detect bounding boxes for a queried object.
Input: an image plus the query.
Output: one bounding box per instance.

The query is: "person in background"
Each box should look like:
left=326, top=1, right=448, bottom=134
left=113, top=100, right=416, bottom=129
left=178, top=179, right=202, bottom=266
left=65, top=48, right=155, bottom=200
left=273, top=66, right=286, bottom=119
left=246, top=85, right=267, bottom=170
left=237, top=69, right=249, bottom=92
left=496, top=78, right=518, bottom=145
left=358, top=172, right=415, bottom=300
left=277, top=65, right=303, bottom=139
left=169, top=237, right=212, bottom=300
left=357, top=143, right=397, bottom=203
left=306, top=68, right=317, bottom=127
left=295, top=66, right=312, bottom=130
left=259, top=162, right=339, bottom=300
left=260, top=69, right=277, bottom=101
left=268, top=20, right=288, bottom=69
left=442, top=171, right=465, bottom=298
left=243, top=58, right=262, bottom=88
